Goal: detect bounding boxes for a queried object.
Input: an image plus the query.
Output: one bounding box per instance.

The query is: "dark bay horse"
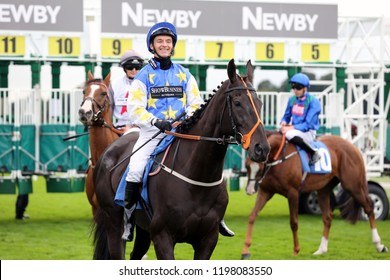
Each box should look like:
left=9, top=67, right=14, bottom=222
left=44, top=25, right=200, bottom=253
left=92, top=59, right=270, bottom=259
left=242, top=130, right=388, bottom=258
left=78, top=71, right=122, bottom=216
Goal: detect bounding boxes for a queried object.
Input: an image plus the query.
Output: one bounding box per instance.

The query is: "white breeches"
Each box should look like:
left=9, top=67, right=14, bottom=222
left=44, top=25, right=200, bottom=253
left=285, top=129, right=316, bottom=143
left=125, top=126, right=165, bottom=183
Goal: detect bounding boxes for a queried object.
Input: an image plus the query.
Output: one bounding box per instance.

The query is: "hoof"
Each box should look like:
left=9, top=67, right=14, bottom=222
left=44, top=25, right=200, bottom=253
left=380, top=246, right=388, bottom=253
left=241, top=253, right=251, bottom=260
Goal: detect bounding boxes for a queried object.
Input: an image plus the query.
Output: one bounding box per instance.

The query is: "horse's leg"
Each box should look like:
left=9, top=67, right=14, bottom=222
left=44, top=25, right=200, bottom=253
left=152, top=231, right=175, bottom=259
left=343, top=180, right=388, bottom=253
left=130, top=225, right=151, bottom=260
left=193, top=229, right=219, bottom=260
left=86, top=168, right=97, bottom=216
left=241, top=189, right=273, bottom=259
left=287, top=189, right=300, bottom=256
left=357, top=188, right=388, bottom=252
left=106, top=210, right=126, bottom=259
left=313, top=188, right=333, bottom=255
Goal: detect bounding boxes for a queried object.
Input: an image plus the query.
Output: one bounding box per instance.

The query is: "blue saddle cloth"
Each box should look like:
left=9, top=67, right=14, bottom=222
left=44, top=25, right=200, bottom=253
left=114, top=131, right=176, bottom=208
left=296, top=141, right=332, bottom=174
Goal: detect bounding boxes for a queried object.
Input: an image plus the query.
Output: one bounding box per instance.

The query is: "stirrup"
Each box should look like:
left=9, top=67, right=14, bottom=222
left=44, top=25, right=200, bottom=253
left=219, top=220, right=235, bottom=237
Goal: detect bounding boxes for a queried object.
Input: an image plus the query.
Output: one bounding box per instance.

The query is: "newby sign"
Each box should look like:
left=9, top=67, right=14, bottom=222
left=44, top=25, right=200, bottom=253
left=0, top=0, right=83, bottom=32
left=102, top=0, right=337, bottom=39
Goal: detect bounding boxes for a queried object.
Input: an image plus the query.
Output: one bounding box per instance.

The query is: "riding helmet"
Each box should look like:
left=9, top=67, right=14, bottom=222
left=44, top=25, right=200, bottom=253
left=146, top=22, right=177, bottom=53
left=289, top=73, right=310, bottom=88
left=119, top=49, right=144, bottom=68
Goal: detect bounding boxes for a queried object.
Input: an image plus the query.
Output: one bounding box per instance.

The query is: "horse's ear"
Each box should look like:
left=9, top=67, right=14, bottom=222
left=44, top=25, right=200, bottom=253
left=103, top=71, right=111, bottom=86
left=246, top=60, right=254, bottom=83
left=88, top=70, right=94, bottom=81
left=227, top=59, right=237, bottom=83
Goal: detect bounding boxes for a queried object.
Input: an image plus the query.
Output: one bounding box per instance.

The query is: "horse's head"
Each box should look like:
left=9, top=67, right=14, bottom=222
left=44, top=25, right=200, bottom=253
left=223, top=59, right=270, bottom=163
left=78, top=71, right=111, bottom=126
left=244, top=130, right=284, bottom=195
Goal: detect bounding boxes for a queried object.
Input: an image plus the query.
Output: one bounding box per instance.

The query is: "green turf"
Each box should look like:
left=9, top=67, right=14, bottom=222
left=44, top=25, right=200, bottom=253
left=0, top=176, right=389, bottom=260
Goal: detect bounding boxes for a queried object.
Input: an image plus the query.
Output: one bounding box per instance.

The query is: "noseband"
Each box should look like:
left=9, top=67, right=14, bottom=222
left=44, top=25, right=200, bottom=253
left=225, top=76, right=264, bottom=150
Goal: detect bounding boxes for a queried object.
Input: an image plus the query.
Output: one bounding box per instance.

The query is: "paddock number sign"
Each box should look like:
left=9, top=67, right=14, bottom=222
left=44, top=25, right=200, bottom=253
left=101, top=38, right=132, bottom=58
left=205, top=41, right=234, bottom=61
left=256, top=43, right=285, bottom=62
left=301, top=43, right=330, bottom=62
left=0, top=35, right=25, bottom=56
left=48, top=37, right=80, bottom=57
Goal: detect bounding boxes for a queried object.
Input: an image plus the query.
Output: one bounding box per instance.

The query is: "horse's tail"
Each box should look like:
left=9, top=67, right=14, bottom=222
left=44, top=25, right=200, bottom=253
left=92, top=208, right=111, bottom=259
left=338, top=193, right=361, bottom=224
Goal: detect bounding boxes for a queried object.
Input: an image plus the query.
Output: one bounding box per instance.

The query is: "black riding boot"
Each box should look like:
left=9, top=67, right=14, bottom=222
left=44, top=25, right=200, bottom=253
left=123, top=182, right=142, bottom=241
left=219, top=218, right=235, bottom=237
left=289, top=136, right=321, bottom=165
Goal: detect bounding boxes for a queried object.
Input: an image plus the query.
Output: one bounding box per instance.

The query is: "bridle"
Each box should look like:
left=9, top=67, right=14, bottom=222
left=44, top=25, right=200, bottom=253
left=80, top=81, right=124, bottom=135
left=165, top=75, right=264, bottom=149
left=224, top=76, right=264, bottom=149
left=80, top=81, right=109, bottom=126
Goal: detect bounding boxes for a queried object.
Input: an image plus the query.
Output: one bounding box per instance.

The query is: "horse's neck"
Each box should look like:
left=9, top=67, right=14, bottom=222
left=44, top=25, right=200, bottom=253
left=178, top=98, right=229, bottom=180
left=89, top=110, right=118, bottom=164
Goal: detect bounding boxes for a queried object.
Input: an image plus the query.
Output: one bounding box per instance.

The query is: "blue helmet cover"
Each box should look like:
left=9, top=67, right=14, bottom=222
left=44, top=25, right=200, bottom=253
left=146, top=22, right=177, bottom=53
left=289, top=73, right=310, bottom=88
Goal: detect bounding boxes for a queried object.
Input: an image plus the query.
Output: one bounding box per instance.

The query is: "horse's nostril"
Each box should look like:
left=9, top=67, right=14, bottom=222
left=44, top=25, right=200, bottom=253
left=255, top=144, right=262, bottom=156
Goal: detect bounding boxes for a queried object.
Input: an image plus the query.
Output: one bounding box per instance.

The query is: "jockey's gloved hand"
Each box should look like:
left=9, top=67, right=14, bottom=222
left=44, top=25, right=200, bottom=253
left=154, top=119, right=172, bottom=132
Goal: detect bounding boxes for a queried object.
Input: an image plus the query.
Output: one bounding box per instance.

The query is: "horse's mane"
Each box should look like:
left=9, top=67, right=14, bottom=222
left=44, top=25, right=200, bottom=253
left=176, top=81, right=226, bottom=133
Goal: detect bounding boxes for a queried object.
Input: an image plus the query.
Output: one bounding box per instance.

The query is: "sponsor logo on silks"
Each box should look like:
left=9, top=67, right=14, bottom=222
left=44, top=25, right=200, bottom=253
left=150, top=86, right=184, bottom=98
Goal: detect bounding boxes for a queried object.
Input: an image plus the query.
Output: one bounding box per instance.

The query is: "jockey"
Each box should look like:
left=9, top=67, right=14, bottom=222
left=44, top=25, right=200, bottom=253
left=108, top=49, right=144, bottom=134
left=280, top=73, right=322, bottom=165
left=123, top=21, right=235, bottom=241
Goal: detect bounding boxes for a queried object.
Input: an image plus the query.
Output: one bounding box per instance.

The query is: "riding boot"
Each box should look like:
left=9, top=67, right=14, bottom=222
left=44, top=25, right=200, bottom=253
left=289, top=136, right=321, bottom=165
left=219, top=218, right=235, bottom=237
left=123, top=182, right=142, bottom=242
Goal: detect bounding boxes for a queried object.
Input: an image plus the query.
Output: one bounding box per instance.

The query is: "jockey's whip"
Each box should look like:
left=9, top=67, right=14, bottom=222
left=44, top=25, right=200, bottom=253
left=109, top=111, right=186, bottom=173
left=62, top=131, right=89, bottom=141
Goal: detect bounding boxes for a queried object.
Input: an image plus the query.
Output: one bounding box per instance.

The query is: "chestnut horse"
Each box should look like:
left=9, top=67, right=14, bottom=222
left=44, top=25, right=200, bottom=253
left=78, top=71, right=121, bottom=216
left=92, top=59, right=270, bottom=259
left=241, top=130, right=388, bottom=258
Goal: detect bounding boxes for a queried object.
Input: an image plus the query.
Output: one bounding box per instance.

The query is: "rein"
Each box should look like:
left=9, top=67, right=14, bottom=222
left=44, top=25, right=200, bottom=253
left=254, top=136, right=298, bottom=185
left=165, top=130, right=238, bottom=145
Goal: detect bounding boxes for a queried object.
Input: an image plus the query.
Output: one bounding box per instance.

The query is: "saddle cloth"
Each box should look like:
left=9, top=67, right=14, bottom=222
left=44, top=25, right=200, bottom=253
left=295, top=141, right=332, bottom=174
left=114, top=131, right=176, bottom=208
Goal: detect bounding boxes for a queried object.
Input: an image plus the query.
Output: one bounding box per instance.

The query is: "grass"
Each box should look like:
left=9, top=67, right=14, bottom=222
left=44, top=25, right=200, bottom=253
left=0, top=176, right=390, bottom=260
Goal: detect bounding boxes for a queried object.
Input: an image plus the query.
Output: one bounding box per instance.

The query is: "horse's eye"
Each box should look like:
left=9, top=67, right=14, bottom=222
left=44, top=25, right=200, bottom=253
left=101, top=91, right=107, bottom=97
left=82, top=90, right=86, bottom=95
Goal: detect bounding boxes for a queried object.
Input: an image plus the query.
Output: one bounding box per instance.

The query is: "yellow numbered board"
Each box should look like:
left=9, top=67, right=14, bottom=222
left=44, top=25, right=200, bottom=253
left=172, top=40, right=186, bottom=60
left=205, top=41, right=234, bottom=61
left=0, top=35, right=25, bottom=56
left=256, top=42, right=284, bottom=62
left=48, top=37, right=80, bottom=57
left=301, top=43, right=330, bottom=63
left=101, top=38, right=132, bottom=58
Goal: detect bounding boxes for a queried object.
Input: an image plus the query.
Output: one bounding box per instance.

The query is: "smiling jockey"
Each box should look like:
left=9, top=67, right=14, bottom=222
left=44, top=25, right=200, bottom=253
left=122, top=21, right=235, bottom=241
